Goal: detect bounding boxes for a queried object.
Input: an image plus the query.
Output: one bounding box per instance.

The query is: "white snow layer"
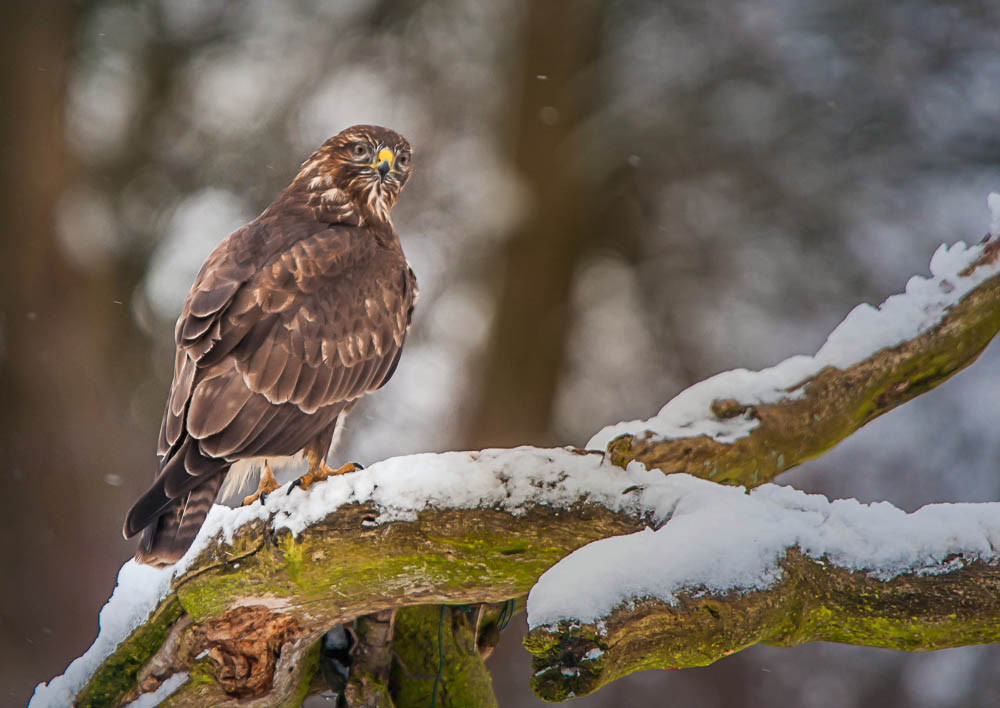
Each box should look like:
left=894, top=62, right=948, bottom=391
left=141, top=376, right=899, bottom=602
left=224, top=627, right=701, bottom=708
left=588, top=233, right=1000, bottom=450
left=28, top=561, right=174, bottom=707
left=526, top=473, right=1000, bottom=628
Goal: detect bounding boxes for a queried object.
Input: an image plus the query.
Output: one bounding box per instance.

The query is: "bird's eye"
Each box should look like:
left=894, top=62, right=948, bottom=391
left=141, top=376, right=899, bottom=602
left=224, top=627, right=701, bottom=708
left=351, top=143, right=368, bottom=159
left=397, top=152, right=410, bottom=168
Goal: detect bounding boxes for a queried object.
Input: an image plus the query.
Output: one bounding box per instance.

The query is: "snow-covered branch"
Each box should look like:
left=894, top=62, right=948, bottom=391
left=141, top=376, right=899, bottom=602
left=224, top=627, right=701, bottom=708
left=600, top=234, right=1000, bottom=487
left=524, top=477, right=1000, bottom=701
left=30, top=216, right=1000, bottom=707
left=33, top=450, right=659, bottom=707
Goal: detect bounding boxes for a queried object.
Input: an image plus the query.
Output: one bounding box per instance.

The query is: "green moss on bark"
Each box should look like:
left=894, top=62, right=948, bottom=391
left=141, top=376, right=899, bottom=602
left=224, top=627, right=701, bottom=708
left=75, top=598, right=184, bottom=708
left=173, top=504, right=641, bottom=625
left=391, top=605, right=498, bottom=708
left=283, top=640, right=321, bottom=708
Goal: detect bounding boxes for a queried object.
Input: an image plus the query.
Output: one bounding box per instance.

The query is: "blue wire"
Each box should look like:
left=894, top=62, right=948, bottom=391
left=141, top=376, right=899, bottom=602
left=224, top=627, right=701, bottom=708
left=431, top=605, right=445, bottom=708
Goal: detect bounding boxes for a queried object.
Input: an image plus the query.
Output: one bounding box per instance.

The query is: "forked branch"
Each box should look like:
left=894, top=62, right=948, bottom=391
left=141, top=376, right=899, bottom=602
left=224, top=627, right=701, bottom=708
left=29, top=232, right=1000, bottom=707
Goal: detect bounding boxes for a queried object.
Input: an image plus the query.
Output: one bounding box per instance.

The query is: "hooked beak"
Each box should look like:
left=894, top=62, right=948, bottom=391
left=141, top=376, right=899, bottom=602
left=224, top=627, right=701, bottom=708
left=374, top=148, right=394, bottom=182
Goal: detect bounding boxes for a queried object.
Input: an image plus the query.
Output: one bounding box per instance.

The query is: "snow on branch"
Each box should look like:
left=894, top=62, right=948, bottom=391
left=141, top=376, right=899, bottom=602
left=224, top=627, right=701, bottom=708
left=601, top=230, right=1000, bottom=487
left=29, top=215, right=1000, bottom=707
left=524, top=477, right=1000, bottom=700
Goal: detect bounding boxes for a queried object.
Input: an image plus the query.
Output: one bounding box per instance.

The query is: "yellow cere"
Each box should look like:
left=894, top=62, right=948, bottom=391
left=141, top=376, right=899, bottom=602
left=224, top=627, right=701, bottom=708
left=375, top=148, right=395, bottom=167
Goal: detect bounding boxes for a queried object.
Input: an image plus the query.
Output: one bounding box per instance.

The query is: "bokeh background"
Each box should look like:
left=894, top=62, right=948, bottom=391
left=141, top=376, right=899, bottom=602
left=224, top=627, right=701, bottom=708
left=3, top=1, right=1000, bottom=706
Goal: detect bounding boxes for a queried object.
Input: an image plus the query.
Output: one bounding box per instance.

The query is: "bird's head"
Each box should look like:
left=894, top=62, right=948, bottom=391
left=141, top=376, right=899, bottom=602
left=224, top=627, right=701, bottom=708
left=297, top=125, right=412, bottom=226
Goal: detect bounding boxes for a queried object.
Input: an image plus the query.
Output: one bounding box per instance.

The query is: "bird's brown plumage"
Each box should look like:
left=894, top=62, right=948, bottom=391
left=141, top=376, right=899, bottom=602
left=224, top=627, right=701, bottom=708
left=124, top=125, right=417, bottom=565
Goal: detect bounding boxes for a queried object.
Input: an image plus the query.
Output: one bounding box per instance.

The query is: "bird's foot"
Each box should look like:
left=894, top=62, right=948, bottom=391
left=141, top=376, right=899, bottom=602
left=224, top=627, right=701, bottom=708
left=242, top=462, right=279, bottom=506
left=290, top=461, right=364, bottom=493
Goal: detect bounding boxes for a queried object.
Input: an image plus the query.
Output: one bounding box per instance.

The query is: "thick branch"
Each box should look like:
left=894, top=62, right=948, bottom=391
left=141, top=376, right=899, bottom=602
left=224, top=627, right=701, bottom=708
left=67, top=490, right=647, bottom=707
left=525, top=552, right=1000, bottom=701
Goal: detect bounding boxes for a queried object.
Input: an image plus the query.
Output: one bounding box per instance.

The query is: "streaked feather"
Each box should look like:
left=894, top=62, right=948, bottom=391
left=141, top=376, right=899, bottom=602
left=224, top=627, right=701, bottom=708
left=186, top=370, right=254, bottom=439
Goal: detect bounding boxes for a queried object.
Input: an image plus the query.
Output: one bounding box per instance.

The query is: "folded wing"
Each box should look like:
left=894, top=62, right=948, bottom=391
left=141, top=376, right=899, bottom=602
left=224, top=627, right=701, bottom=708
left=124, top=222, right=416, bottom=542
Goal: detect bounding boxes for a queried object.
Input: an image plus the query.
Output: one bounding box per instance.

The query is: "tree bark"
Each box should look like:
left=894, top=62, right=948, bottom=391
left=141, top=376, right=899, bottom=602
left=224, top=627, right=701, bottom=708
left=390, top=605, right=499, bottom=708
left=70, top=477, right=1000, bottom=707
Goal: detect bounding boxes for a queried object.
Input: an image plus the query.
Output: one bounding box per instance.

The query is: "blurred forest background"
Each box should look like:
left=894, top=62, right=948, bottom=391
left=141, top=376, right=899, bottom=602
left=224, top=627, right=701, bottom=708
left=3, top=1, right=1000, bottom=706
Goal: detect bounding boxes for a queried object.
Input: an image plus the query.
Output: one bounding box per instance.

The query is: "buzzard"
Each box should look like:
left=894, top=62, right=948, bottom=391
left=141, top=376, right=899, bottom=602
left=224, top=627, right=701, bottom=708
left=123, top=125, right=417, bottom=566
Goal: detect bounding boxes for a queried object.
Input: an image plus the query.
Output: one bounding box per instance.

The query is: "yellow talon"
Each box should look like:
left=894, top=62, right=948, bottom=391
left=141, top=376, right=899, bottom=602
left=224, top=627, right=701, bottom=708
left=295, top=459, right=361, bottom=491
left=242, top=462, right=279, bottom=506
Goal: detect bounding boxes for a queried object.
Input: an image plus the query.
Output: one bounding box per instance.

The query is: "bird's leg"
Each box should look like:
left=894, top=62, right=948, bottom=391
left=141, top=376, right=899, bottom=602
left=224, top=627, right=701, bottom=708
left=242, top=461, right=280, bottom=506
left=293, top=446, right=362, bottom=492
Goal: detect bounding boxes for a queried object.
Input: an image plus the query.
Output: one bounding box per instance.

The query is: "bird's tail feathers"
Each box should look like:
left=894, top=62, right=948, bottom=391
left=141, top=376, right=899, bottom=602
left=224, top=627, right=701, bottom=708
left=134, top=474, right=223, bottom=567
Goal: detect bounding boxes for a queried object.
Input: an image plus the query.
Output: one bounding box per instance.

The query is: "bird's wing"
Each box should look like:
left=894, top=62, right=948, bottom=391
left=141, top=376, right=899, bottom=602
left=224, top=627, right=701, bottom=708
left=155, top=228, right=258, bottom=459
left=125, top=225, right=416, bottom=535
left=127, top=223, right=415, bottom=539
left=160, top=222, right=416, bottom=459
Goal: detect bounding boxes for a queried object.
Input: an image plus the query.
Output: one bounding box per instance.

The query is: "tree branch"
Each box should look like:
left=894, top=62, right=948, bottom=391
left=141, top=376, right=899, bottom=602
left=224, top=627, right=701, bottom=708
left=56, top=470, right=651, bottom=707
left=602, top=236, right=1000, bottom=488
left=525, top=552, right=1000, bottom=701
left=29, top=233, right=1000, bottom=707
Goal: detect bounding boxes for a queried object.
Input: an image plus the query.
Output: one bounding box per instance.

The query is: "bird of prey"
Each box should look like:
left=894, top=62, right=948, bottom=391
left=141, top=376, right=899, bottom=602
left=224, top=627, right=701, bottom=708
left=123, top=125, right=417, bottom=566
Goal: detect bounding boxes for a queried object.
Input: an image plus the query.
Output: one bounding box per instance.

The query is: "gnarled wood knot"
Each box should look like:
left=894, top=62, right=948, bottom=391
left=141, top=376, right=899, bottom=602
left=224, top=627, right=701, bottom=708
left=191, top=604, right=308, bottom=698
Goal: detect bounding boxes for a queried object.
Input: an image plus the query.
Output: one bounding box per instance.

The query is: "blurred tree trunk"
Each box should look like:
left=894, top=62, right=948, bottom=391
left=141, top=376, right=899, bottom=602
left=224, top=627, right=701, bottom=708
left=464, top=0, right=605, bottom=448
left=0, top=3, right=151, bottom=701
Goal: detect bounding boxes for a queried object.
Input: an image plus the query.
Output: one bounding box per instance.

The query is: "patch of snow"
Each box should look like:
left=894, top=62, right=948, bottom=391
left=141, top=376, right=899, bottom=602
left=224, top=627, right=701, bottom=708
left=526, top=473, right=1000, bottom=628
left=28, top=562, right=174, bottom=707
left=180, top=447, right=671, bottom=568
left=588, top=235, right=1000, bottom=449
left=122, top=673, right=188, bottom=708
